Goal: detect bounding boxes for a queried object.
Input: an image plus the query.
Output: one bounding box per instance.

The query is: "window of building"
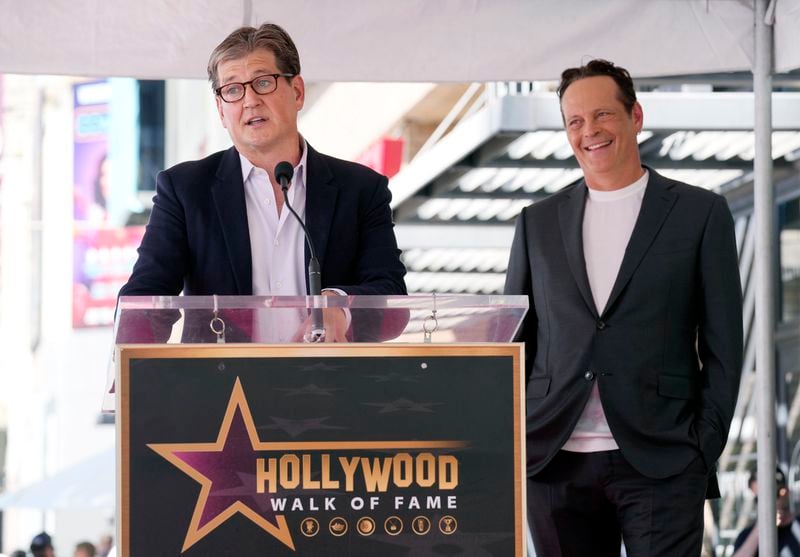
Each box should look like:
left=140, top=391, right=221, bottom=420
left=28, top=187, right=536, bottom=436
left=779, top=196, right=800, bottom=323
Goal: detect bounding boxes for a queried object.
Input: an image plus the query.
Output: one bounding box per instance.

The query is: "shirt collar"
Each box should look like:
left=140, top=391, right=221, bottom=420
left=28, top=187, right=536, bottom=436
left=586, top=169, right=649, bottom=202
left=238, top=137, right=308, bottom=188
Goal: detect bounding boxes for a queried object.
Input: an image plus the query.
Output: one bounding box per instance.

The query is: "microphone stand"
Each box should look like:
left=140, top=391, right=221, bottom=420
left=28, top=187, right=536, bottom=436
left=279, top=174, right=325, bottom=342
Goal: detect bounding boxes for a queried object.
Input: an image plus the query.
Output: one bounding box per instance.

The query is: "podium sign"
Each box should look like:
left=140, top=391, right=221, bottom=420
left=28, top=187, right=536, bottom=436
left=118, top=344, right=524, bottom=556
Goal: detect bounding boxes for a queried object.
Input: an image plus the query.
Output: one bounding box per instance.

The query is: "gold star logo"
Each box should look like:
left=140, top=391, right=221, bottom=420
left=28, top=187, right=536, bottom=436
left=148, top=378, right=294, bottom=551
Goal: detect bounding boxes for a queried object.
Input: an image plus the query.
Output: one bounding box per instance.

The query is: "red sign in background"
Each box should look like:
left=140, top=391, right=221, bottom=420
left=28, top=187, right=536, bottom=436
left=355, top=137, right=404, bottom=178
left=73, top=226, right=144, bottom=328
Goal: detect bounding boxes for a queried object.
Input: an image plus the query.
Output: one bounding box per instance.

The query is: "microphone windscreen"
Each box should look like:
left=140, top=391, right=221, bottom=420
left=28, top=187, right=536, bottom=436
left=274, top=161, right=294, bottom=185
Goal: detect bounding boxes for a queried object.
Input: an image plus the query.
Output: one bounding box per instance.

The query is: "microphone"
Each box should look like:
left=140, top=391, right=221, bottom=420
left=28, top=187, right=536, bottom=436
left=275, top=161, right=325, bottom=342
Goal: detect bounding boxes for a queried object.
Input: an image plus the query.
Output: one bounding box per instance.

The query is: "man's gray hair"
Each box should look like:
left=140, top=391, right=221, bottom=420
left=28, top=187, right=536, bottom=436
left=207, top=23, right=300, bottom=91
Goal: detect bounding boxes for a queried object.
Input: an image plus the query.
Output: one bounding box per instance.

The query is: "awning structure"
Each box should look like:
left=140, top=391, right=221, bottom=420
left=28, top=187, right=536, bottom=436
left=391, top=90, right=800, bottom=294
left=1, top=1, right=799, bottom=81
left=0, top=448, right=114, bottom=510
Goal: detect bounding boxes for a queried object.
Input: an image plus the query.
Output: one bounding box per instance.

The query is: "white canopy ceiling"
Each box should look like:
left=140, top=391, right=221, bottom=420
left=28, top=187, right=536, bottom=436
left=2, top=0, right=799, bottom=82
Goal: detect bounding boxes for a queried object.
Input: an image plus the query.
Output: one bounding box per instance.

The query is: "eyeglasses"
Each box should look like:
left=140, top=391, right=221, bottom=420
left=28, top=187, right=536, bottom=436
left=215, top=73, right=295, bottom=103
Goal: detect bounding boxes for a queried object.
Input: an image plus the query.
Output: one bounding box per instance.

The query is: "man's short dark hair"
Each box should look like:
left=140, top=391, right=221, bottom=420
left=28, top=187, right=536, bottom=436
left=748, top=466, right=788, bottom=492
left=207, top=23, right=301, bottom=91
left=30, top=532, right=52, bottom=551
left=557, top=59, right=637, bottom=114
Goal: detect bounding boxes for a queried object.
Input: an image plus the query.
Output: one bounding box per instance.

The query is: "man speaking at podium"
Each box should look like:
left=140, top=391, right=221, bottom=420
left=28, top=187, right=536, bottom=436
left=120, top=23, right=406, bottom=341
left=504, top=60, right=743, bottom=556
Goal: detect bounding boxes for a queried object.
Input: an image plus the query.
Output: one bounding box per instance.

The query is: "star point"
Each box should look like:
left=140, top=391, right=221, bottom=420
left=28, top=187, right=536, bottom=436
left=148, top=378, right=295, bottom=552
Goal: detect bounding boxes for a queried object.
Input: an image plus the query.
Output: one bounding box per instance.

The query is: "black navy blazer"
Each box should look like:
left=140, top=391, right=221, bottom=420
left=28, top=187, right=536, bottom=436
left=120, top=144, right=407, bottom=298
left=504, top=168, right=743, bottom=486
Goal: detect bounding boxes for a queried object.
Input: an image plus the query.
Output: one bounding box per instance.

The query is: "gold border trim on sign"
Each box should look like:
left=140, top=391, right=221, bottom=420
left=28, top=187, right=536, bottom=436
left=117, top=343, right=524, bottom=555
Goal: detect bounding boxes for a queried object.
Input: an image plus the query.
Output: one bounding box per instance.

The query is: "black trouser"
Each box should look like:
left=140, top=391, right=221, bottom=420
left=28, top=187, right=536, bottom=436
left=527, top=450, right=707, bottom=557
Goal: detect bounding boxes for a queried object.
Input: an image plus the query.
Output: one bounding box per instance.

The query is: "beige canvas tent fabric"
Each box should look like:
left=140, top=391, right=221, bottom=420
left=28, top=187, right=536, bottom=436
left=0, top=0, right=798, bottom=81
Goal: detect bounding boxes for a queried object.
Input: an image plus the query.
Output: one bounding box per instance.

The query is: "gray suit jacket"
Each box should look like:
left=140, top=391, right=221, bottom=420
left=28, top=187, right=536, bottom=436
left=504, top=168, right=743, bottom=490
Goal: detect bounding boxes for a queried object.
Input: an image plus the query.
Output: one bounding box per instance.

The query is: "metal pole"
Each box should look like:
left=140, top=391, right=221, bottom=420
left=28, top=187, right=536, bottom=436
left=754, top=0, right=777, bottom=555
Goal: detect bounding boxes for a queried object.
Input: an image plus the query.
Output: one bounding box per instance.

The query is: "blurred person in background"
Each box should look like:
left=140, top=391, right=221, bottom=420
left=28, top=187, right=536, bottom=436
left=96, top=536, right=112, bottom=557
left=87, top=154, right=110, bottom=223
left=30, top=532, right=55, bottom=557
left=72, top=541, right=95, bottom=557
left=732, top=468, right=800, bottom=556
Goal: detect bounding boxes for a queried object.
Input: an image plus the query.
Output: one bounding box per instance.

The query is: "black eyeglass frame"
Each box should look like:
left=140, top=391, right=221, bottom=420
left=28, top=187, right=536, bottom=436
left=215, top=73, right=296, bottom=103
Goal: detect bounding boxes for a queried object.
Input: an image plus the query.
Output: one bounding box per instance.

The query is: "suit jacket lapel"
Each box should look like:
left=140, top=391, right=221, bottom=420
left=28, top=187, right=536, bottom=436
left=211, top=147, right=253, bottom=295
left=558, top=182, right=598, bottom=318
left=601, top=169, right=678, bottom=316
left=304, top=144, right=338, bottom=291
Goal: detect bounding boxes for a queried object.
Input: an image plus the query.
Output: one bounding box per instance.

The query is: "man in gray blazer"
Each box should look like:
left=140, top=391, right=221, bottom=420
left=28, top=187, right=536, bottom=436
left=504, top=59, right=743, bottom=556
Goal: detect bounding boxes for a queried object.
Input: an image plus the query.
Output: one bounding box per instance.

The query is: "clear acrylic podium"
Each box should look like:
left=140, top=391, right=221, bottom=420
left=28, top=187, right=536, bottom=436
left=113, top=294, right=528, bottom=345
left=113, top=294, right=528, bottom=556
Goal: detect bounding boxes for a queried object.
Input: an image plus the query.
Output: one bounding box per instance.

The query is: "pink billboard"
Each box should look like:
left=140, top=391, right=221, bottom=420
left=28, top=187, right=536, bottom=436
left=72, top=80, right=143, bottom=328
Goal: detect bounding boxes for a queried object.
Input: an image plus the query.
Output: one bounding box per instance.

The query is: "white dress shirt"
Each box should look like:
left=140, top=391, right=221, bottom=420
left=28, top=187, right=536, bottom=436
left=239, top=142, right=347, bottom=342
left=563, top=170, right=648, bottom=453
left=240, top=144, right=310, bottom=342
left=241, top=143, right=308, bottom=297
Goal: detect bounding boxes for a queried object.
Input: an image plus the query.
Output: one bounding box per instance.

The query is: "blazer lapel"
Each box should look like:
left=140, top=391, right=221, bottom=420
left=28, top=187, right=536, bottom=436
left=558, top=182, right=598, bottom=318
left=304, top=144, right=338, bottom=292
left=601, top=170, right=678, bottom=316
left=211, top=147, right=253, bottom=295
